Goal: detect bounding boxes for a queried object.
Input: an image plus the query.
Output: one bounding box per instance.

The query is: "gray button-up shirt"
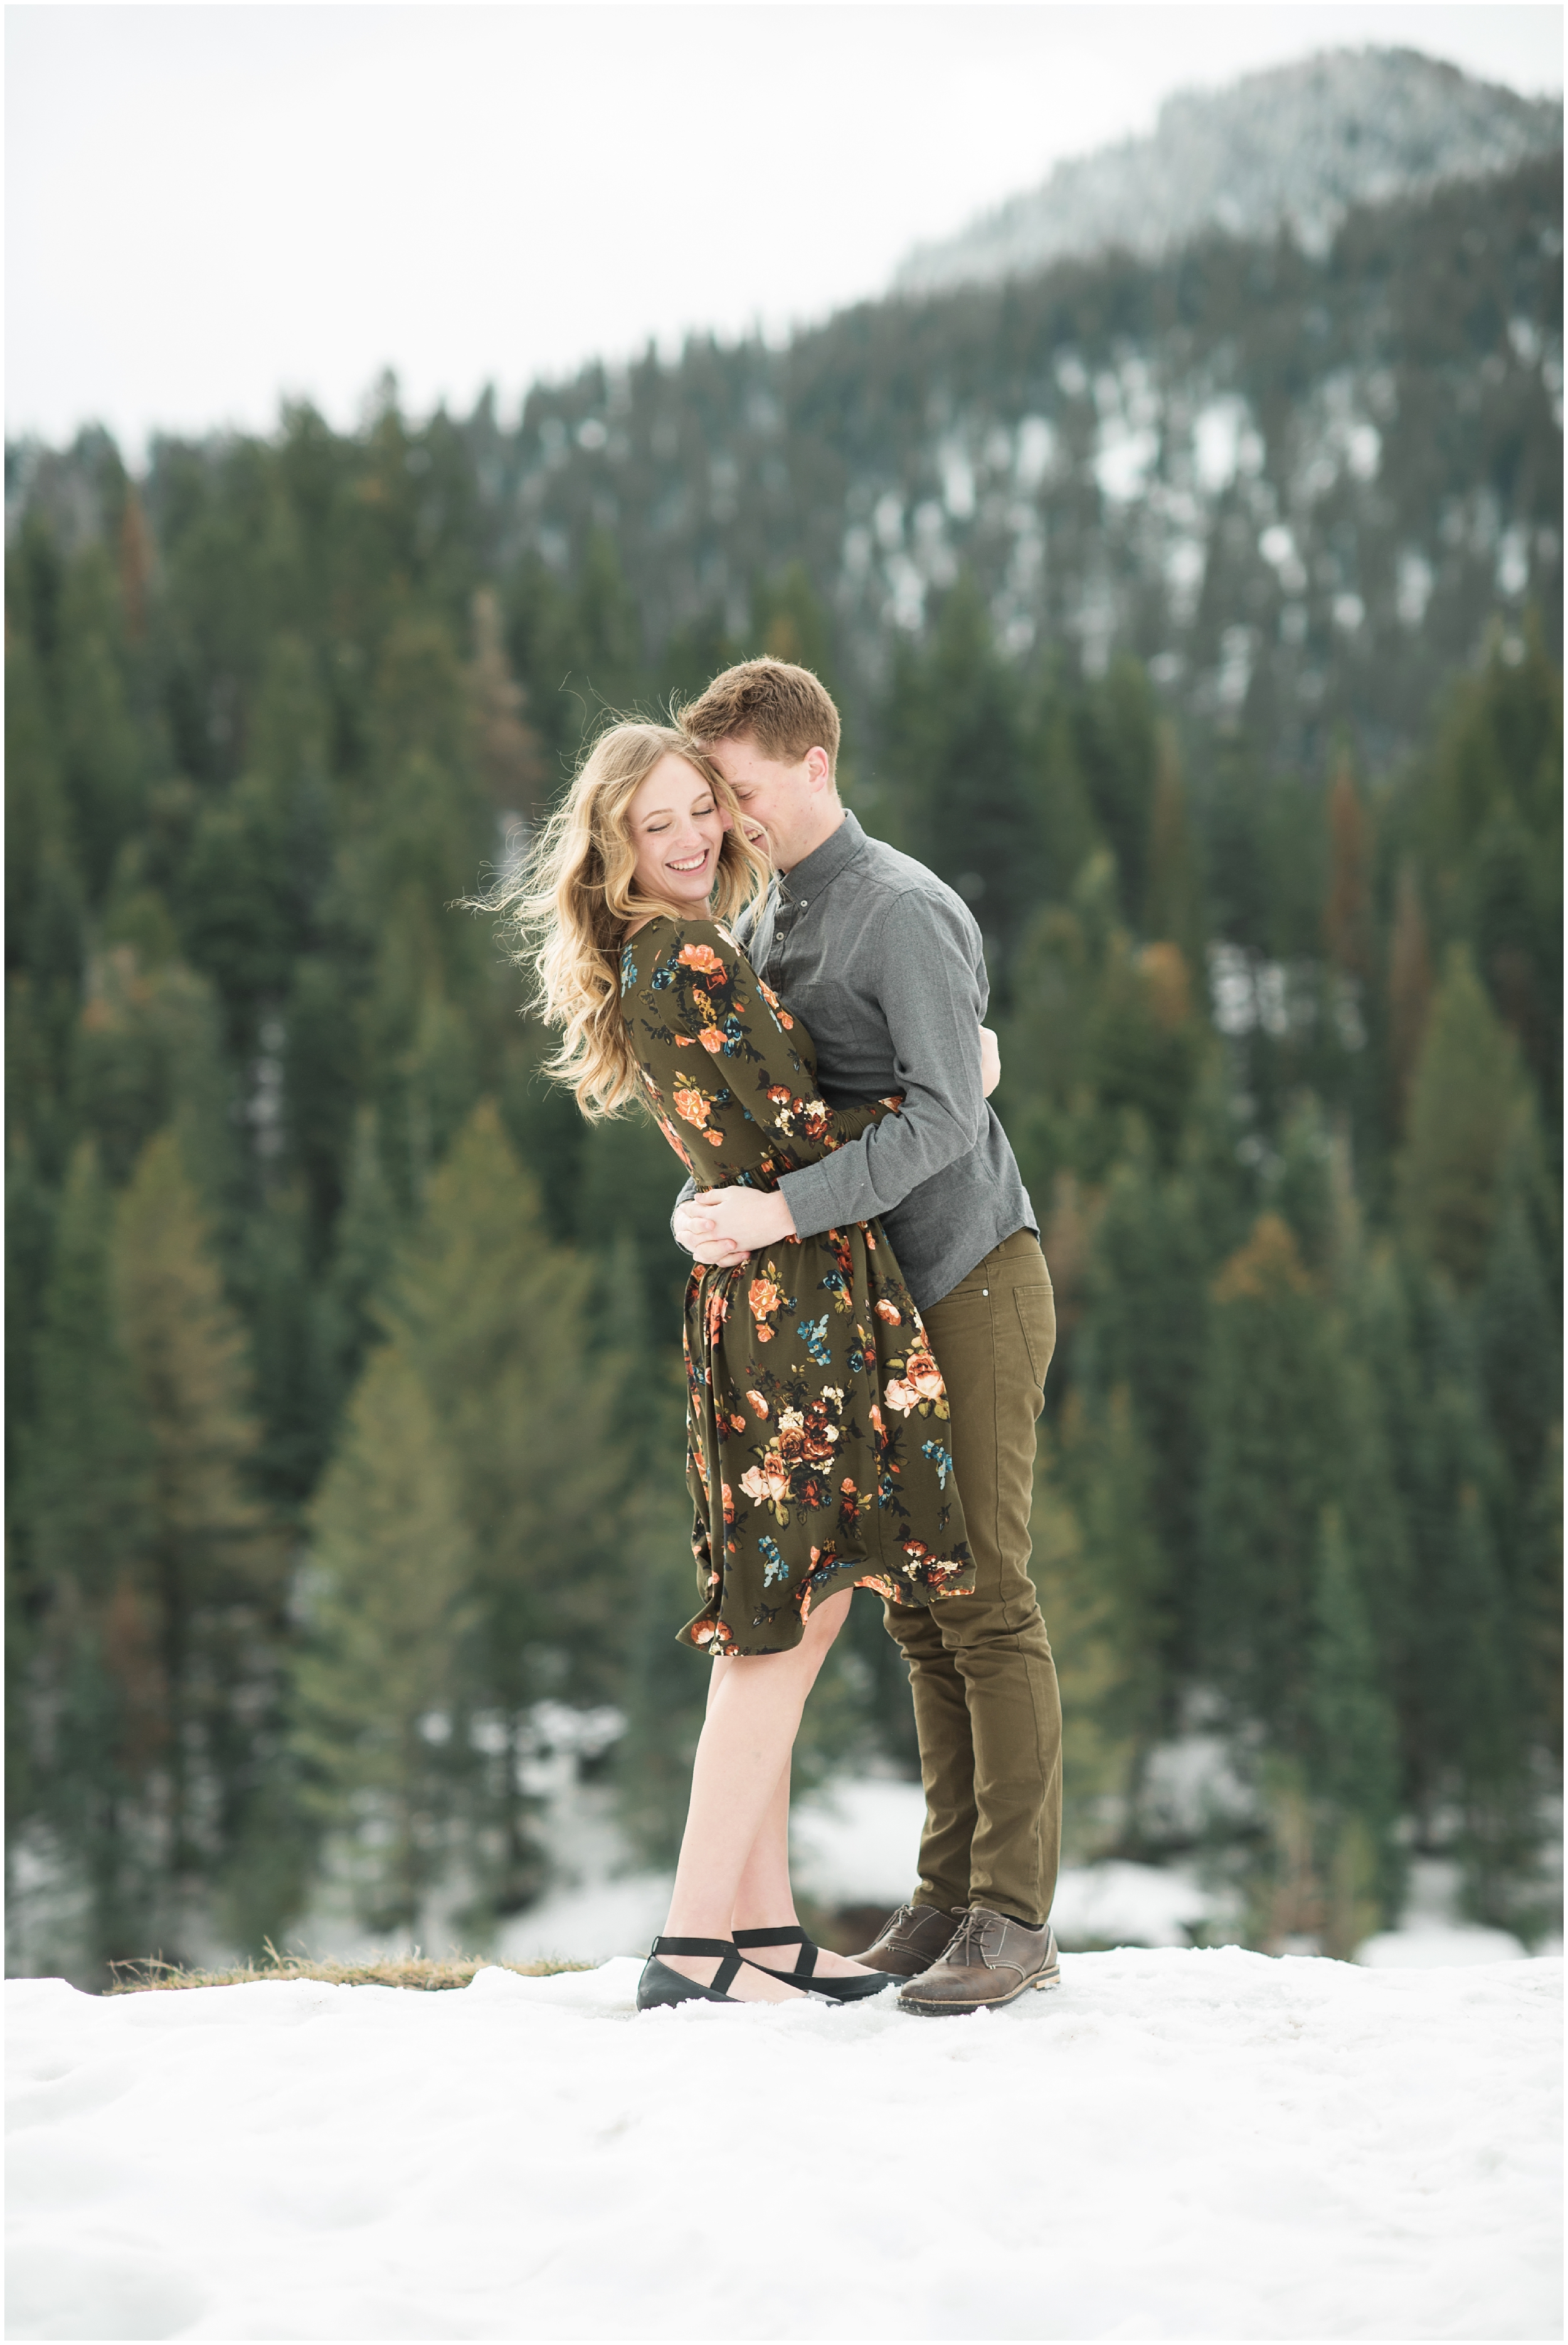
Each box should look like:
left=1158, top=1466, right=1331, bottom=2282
left=674, top=812, right=1036, bottom=1310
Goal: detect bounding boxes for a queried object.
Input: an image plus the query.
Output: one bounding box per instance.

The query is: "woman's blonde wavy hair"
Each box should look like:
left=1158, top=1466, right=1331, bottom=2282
left=493, top=720, right=771, bottom=1119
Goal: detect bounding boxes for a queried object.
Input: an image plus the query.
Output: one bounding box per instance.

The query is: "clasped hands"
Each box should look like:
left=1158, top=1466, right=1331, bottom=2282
left=674, top=1026, right=1002, bottom=1269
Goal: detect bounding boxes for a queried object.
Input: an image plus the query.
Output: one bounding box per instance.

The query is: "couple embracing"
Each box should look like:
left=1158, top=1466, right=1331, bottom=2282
left=512, top=657, right=1061, bottom=2016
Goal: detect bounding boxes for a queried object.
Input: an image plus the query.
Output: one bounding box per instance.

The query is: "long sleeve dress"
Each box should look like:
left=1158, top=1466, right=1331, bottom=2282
left=620, top=913, right=974, bottom=1656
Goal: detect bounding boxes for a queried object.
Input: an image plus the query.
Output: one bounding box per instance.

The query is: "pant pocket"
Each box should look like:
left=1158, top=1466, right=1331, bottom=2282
left=1013, top=1284, right=1057, bottom=1392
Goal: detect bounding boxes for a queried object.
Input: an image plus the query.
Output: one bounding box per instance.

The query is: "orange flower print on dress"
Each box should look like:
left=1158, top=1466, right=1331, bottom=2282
left=698, top=1026, right=728, bottom=1054
left=855, top=1572, right=899, bottom=1602
left=673, top=1083, right=715, bottom=1130
left=704, top=1283, right=731, bottom=1347
left=748, top=1274, right=785, bottom=1341
left=875, top=1297, right=902, bottom=1325
left=657, top=1116, right=693, bottom=1169
left=757, top=978, right=794, bottom=1029
left=677, top=942, right=726, bottom=981
left=746, top=1389, right=770, bottom=1418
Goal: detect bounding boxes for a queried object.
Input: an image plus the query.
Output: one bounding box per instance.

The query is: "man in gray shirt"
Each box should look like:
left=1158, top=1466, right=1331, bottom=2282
left=673, top=658, right=1063, bottom=2016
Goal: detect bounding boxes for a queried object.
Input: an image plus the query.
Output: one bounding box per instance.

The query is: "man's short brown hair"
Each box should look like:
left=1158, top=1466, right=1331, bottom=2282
left=677, top=657, right=841, bottom=780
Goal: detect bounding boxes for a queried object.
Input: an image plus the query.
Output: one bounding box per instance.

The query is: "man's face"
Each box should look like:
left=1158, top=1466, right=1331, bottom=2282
left=707, top=735, right=825, bottom=864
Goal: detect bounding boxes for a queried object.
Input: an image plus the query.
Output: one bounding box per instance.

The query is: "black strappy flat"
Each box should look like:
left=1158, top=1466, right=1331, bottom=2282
left=636, top=1935, right=750, bottom=2009
left=731, top=1924, right=891, bottom=2002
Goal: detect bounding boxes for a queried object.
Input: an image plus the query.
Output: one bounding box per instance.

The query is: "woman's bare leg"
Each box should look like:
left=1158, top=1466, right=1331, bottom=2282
left=659, top=1591, right=850, bottom=2001
left=729, top=1758, right=796, bottom=1931
left=727, top=1691, right=879, bottom=1982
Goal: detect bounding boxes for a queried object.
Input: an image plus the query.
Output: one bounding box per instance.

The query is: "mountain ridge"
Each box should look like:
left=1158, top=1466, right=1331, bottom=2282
left=8, top=154, right=1561, bottom=789
left=896, top=47, right=1562, bottom=295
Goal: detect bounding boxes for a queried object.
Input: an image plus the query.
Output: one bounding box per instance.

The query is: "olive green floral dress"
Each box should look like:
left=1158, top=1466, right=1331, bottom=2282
left=621, top=914, right=974, bottom=1656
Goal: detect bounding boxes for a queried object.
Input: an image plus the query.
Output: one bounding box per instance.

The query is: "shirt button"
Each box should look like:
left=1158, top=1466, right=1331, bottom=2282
left=982, top=1288, right=988, bottom=1296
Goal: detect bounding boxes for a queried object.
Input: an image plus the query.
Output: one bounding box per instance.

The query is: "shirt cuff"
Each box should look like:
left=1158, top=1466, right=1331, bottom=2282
left=777, top=1156, right=869, bottom=1241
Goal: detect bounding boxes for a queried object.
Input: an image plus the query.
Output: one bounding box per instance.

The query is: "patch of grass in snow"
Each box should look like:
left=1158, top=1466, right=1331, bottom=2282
left=106, top=1942, right=590, bottom=1994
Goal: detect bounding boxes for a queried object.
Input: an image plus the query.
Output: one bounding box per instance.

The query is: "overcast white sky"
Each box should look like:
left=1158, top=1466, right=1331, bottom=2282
left=6, top=3, right=1562, bottom=452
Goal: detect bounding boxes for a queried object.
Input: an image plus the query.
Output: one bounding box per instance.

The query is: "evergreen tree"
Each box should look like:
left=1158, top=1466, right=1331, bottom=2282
left=882, top=575, right=1039, bottom=973
left=467, top=587, right=543, bottom=821
left=111, top=1131, right=280, bottom=1879
left=519, top=528, right=648, bottom=768
left=752, top=562, right=837, bottom=683
left=1445, top=1479, right=1529, bottom=1922
left=17, top=1142, right=157, bottom=1968
left=1142, top=725, right=1203, bottom=969
left=1522, top=1428, right=1561, bottom=1765
left=1053, top=1387, right=1168, bottom=1794
left=1475, top=1139, right=1560, bottom=1510
left=1026, top=1432, right=1143, bottom=1856
left=1198, top=1215, right=1338, bottom=1749
left=1070, top=657, right=1159, bottom=927
left=280, top=953, right=359, bottom=1239
left=1022, top=691, right=1099, bottom=905
left=1308, top=1506, right=1401, bottom=1949
left=1359, top=1247, right=1526, bottom=1905
left=1076, top=1143, right=1208, bottom=1684
left=1323, top=756, right=1374, bottom=984
left=1087, top=939, right=1206, bottom=1171
left=292, top=1344, right=475, bottom=1931
left=378, top=1100, right=626, bottom=1912
left=1422, top=619, right=1562, bottom=1118
left=23, top=1142, right=151, bottom=1595
left=1386, top=861, right=1434, bottom=1133
left=1398, top=945, right=1533, bottom=1288
left=240, top=1185, right=343, bottom=1514
left=53, top=546, right=146, bottom=901
left=72, top=949, right=234, bottom=1201
left=324, top=1105, right=401, bottom=1384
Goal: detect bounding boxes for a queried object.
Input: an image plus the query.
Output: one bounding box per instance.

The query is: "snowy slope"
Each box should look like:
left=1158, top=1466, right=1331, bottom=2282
left=8, top=1950, right=1560, bottom=2341
left=896, top=48, right=1562, bottom=294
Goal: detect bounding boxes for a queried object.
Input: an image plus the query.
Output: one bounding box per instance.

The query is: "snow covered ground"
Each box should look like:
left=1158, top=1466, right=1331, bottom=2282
left=8, top=1948, right=1559, bottom=2341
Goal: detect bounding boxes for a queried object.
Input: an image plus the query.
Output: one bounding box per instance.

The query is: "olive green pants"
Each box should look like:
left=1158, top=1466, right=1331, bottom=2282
left=883, top=1230, right=1062, bottom=1928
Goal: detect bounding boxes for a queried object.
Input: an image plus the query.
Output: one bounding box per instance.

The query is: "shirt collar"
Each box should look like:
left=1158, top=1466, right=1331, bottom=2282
left=778, top=811, right=866, bottom=902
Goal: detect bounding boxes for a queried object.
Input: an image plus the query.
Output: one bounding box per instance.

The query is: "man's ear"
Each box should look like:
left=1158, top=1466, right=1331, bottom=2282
left=804, top=745, right=832, bottom=793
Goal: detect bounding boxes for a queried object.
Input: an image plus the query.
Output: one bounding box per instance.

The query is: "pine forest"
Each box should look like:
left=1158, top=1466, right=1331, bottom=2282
left=6, top=154, right=1562, bottom=1982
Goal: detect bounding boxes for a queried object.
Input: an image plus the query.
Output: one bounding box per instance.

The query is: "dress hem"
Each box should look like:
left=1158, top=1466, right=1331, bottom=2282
left=679, top=1551, right=975, bottom=1659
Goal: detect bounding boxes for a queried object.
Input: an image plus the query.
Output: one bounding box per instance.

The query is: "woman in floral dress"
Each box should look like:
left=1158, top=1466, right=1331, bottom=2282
left=509, top=721, right=973, bottom=2009
left=623, top=923, right=973, bottom=1652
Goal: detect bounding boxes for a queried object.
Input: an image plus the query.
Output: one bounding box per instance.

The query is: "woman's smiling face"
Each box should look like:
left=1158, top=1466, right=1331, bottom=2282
left=625, top=753, right=731, bottom=911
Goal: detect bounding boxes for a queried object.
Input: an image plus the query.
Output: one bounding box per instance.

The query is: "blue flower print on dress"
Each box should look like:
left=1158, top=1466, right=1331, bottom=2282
left=620, top=945, right=638, bottom=994
left=797, top=1314, right=832, bottom=1367
left=759, top=1535, right=788, bottom=1586
left=920, top=1439, right=955, bottom=1490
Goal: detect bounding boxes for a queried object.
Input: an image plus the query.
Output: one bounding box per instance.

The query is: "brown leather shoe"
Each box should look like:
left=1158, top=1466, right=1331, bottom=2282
left=896, top=1907, right=1061, bottom=2015
left=847, top=1902, right=964, bottom=1979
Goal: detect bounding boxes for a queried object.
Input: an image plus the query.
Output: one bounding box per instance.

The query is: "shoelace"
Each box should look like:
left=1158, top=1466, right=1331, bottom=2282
left=943, top=1910, right=997, bottom=1968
